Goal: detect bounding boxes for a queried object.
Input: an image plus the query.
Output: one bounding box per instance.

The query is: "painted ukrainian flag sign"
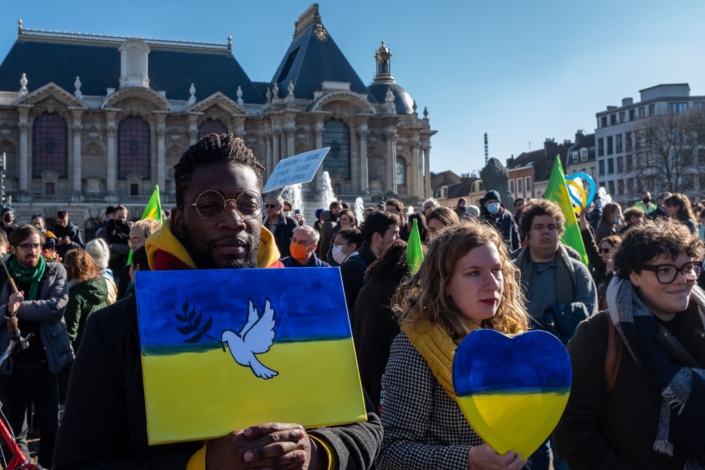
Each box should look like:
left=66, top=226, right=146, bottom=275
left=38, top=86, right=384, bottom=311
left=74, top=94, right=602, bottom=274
left=452, top=329, right=571, bottom=458
left=135, top=268, right=366, bottom=445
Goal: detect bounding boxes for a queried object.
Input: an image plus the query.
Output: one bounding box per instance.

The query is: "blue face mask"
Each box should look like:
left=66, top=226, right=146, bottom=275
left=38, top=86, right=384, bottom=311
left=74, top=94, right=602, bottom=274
left=613, top=217, right=620, bottom=225
left=487, top=202, right=500, bottom=215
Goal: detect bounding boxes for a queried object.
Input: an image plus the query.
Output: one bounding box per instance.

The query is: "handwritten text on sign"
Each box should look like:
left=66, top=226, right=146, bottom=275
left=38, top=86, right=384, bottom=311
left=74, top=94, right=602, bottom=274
left=262, top=148, right=330, bottom=193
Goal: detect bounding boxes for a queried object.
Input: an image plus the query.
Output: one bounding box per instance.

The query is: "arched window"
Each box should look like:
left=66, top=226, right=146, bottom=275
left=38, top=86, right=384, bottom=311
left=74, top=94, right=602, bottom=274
left=198, top=119, right=227, bottom=139
left=396, top=157, right=406, bottom=186
left=118, top=116, right=150, bottom=179
left=322, top=119, right=350, bottom=180
left=33, top=113, right=68, bottom=178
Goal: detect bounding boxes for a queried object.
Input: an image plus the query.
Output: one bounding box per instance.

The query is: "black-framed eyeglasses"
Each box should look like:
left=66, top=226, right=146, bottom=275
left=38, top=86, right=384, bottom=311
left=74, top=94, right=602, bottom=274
left=265, top=204, right=280, bottom=209
left=599, top=248, right=612, bottom=254
left=18, top=243, right=41, bottom=251
left=179, top=190, right=262, bottom=221
left=641, top=262, right=701, bottom=284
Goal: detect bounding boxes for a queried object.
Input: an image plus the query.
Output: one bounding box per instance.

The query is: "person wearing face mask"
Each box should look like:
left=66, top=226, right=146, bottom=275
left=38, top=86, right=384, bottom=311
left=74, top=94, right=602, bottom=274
left=330, top=227, right=363, bottom=267
left=0, top=207, right=17, bottom=237
left=635, top=191, right=657, bottom=215
left=595, top=202, right=622, bottom=245
left=280, top=225, right=330, bottom=268
left=104, top=205, right=131, bottom=275
left=480, top=190, right=521, bottom=251
left=455, top=197, right=468, bottom=217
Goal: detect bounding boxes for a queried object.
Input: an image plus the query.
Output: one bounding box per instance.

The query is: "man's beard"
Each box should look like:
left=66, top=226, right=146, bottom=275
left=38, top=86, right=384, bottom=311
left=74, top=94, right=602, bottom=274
left=180, top=224, right=260, bottom=269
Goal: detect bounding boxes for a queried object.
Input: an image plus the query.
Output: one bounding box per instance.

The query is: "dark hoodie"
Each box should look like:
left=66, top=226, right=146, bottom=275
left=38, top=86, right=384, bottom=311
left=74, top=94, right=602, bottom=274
left=65, top=277, right=109, bottom=350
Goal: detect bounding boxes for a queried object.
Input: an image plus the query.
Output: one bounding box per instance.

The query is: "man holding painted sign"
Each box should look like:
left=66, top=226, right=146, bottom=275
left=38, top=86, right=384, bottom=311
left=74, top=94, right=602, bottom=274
left=54, top=134, right=382, bottom=470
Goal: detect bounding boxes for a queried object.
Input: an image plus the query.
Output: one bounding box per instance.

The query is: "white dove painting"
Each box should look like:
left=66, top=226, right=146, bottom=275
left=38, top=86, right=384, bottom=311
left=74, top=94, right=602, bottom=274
left=221, top=299, right=278, bottom=379
left=137, top=268, right=367, bottom=445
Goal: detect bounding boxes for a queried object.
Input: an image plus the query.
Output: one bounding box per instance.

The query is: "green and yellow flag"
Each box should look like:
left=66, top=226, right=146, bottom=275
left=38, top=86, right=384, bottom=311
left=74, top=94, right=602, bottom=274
left=141, top=185, right=163, bottom=222
left=127, top=185, right=163, bottom=264
left=543, top=158, right=589, bottom=265
left=407, top=218, right=424, bottom=274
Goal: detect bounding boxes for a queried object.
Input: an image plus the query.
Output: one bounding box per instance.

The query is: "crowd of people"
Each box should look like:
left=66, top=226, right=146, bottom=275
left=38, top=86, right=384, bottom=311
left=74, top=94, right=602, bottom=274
left=0, top=133, right=703, bottom=470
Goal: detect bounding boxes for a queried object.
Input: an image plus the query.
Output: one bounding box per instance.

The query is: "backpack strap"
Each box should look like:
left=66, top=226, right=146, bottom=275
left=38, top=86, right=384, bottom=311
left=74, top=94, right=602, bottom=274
left=604, top=314, right=623, bottom=393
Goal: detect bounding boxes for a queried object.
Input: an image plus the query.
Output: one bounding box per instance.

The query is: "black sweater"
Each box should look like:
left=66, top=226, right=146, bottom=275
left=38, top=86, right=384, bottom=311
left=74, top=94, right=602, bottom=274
left=54, top=295, right=383, bottom=470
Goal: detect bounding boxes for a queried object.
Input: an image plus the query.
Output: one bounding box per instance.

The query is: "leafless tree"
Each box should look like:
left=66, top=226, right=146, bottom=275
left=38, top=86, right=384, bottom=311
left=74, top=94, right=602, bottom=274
left=631, top=110, right=705, bottom=196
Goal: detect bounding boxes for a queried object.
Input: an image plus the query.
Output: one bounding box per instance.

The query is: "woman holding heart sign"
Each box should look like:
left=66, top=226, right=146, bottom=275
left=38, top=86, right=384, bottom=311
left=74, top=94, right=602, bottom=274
left=377, top=223, right=530, bottom=470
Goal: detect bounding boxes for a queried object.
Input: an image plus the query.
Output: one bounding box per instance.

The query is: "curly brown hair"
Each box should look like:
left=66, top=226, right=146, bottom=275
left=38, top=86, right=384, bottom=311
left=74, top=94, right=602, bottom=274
left=614, top=219, right=704, bottom=279
left=394, top=223, right=528, bottom=340
left=64, top=249, right=102, bottom=284
left=519, top=199, right=566, bottom=240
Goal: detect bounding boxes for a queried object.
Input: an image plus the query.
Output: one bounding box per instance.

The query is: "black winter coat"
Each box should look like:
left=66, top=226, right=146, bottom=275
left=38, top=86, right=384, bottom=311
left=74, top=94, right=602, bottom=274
left=480, top=206, right=521, bottom=251
left=352, top=276, right=402, bottom=410
left=264, top=214, right=298, bottom=258
left=54, top=295, right=383, bottom=470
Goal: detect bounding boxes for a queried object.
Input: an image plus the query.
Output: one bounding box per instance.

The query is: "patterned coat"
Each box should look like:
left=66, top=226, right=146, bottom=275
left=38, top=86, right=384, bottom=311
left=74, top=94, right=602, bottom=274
left=377, top=332, right=483, bottom=469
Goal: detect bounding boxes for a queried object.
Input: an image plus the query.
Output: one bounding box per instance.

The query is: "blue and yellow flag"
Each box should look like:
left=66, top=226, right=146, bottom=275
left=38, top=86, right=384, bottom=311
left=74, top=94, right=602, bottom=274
left=406, top=218, right=424, bottom=274
left=135, top=268, right=366, bottom=445
left=543, top=157, right=589, bottom=265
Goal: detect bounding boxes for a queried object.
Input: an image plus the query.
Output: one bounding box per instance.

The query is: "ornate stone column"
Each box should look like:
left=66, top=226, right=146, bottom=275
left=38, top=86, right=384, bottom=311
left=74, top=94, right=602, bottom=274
left=272, top=128, right=280, bottom=168
left=264, top=130, right=273, bottom=180
left=313, top=122, right=324, bottom=191
left=424, top=146, right=431, bottom=199
left=18, top=107, right=30, bottom=196
left=358, top=125, right=369, bottom=195
left=385, top=125, right=397, bottom=195
left=71, top=110, right=83, bottom=200
left=188, top=114, right=198, bottom=145
left=285, top=126, right=295, bottom=158
left=349, top=122, right=359, bottom=191
left=157, top=114, right=166, bottom=194
left=106, top=111, right=117, bottom=197
left=411, top=139, right=420, bottom=199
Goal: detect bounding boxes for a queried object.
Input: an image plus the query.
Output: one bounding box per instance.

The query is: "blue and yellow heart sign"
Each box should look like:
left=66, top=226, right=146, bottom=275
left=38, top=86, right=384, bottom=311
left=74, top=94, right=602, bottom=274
left=452, top=329, right=571, bottom=458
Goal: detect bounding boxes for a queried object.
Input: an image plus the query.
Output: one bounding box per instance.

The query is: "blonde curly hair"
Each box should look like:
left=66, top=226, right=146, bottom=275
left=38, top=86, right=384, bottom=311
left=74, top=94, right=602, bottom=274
left=394, top=222, right=528, bottom=339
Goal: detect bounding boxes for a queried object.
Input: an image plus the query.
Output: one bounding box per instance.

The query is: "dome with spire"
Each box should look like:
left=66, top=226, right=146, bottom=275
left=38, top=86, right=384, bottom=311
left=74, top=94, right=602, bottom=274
left=367, top=41, right=414, bottom=114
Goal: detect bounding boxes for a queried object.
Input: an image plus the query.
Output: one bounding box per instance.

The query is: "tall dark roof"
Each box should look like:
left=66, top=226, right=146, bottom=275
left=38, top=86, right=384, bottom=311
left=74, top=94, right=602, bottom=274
left=0, top=34, right=265, bottom=104
left=270, top=7, right=376, bottom=102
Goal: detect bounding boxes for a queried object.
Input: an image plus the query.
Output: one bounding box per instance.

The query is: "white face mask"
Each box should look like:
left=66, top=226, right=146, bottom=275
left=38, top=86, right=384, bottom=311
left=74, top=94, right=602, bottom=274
left=283, top=211, right=291, bottom=218
left=332, top=245, right=352, bottom=264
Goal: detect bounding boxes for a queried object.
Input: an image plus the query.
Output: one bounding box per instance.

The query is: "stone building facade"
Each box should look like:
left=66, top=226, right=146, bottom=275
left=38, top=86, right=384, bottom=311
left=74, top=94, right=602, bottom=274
left=0, top=4, right=435, bottom=229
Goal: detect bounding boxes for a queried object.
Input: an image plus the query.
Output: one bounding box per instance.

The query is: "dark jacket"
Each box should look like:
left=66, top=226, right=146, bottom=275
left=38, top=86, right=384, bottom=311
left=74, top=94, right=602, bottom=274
left=554, top=309, right=705, bottom=469
left=1, top=222, right=17, bottom=238
left=352, top=276, right=402, bottom=410
left=480, top=206, right=521, bottom=251
left=340, top=242, right=377, bottom=313
left=53, top=221, right=85, bottom=258
left=264, top=214, right=298, bottom=258
left=65, top=278, right=109, bottom=350
left=54, top=296, right=383, bottom=470
left=594, top=222, right=616, bottom=246
left=648, top=205, right=668, bottom=221
left=317, top=212, right=336, bottom=260
left=0, top=261, right=71, bottom=375
left=280, top=254, right=330, bottom=268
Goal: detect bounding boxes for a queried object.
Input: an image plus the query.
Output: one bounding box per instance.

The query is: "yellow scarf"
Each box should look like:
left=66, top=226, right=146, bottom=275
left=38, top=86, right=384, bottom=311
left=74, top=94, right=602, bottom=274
left=400, top=319, right=481, bottom=401
left=401, top=317, right=524, bottom=401
left=145, top=219, right=281, bottom=270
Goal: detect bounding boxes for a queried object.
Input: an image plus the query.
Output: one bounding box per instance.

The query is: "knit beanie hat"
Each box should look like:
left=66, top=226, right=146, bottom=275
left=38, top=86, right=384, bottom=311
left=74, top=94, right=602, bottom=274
left=85, top=238, right=110, bottom=269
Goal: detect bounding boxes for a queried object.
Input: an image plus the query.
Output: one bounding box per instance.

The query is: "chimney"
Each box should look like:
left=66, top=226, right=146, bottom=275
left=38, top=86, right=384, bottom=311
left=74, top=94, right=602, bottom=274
left=622, top=97, right=634, bottom=107
left=575, top=130, right=585, bottom=144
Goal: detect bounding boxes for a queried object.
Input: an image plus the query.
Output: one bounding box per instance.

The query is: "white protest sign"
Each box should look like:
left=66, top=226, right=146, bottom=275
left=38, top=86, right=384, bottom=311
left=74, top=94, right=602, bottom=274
left=262, top=147, right=330, bottom=193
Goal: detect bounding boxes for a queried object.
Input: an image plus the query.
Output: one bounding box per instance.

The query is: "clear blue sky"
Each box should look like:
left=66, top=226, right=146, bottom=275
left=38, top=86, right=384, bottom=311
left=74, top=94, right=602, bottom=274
left=2, top=0, right=703, bottom=175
